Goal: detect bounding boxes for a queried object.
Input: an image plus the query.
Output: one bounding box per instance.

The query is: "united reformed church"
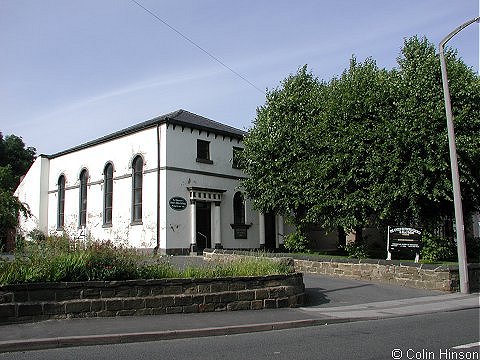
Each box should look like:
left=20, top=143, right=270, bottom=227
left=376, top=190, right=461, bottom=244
left=14, top=110, right=287, bottom=254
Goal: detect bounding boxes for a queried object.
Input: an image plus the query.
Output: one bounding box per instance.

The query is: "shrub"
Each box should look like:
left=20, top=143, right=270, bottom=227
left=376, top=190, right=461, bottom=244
left=28, top=229, right=46, bottom=242
left=420, top=233, right=456, bottom=263
left=84, top=242, right=139, bottom=281
left=14, top=234, right=26, bottom=253
left=341, top=242, right=369, bottom=259
left=284, top=232, right=309, bottom=253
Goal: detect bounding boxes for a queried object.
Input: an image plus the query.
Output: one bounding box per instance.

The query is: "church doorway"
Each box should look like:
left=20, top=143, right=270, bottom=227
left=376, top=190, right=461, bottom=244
left=196, top=201, right=211, bottom=254
left=264, top=212, right=277, bottom=251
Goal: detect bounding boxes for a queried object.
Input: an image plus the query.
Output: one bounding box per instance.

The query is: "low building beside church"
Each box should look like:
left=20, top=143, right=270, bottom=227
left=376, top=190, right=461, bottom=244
left=14, top=110, right=286, bottom=254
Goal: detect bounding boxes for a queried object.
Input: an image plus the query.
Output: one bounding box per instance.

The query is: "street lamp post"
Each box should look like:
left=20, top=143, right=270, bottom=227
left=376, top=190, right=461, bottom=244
left=438, top=16, right=479, bottom=294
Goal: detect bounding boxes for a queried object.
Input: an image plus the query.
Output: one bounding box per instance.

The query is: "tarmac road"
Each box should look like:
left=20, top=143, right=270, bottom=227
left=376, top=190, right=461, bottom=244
left=1, top=308, right=478, bottom=360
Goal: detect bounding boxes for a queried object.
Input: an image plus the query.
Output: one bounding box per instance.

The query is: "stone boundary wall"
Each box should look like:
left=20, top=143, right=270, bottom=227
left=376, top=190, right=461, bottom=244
left=204, top=249, right=479, bottom=292
left=0, top=273, right=305, bottom=324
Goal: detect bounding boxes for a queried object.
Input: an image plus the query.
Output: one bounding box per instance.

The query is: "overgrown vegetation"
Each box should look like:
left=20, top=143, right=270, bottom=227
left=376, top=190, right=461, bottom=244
left=0, top=235, right=294, bottom=285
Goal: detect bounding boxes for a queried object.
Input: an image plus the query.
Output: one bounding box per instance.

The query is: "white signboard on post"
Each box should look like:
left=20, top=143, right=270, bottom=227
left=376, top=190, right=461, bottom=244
left=387, top=226, right=422, bottom=263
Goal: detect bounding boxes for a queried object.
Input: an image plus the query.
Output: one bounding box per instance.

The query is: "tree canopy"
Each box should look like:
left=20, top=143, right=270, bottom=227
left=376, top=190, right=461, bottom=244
left=0, top=133, right=36, bottom=188
left=241, top=36, right=480, bottom=241
left=0, top=133, right=36, bottom=247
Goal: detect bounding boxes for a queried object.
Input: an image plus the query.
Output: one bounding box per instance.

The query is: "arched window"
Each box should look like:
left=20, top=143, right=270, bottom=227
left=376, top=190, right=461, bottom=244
left=132, top=156, right=143, bottom=223
left=79, top=169, right=88, bottom=227
left=57, top=175, right=65, bottom=229
left=103, top=163, right=113, bottom=226
left=233, top=192, right=245, bottom=224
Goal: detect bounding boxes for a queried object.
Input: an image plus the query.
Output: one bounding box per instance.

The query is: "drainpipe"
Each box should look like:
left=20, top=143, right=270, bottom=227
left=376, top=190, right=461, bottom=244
left=154, top=123, right=161, bottom=254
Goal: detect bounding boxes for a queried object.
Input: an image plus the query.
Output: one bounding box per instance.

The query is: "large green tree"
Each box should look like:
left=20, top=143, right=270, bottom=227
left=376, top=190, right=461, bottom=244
left=241, top=66, right=328, bottom=235
left=241, top=36, right=479, bottom=246
left=311, top=57, right=396, bottom=234
left=383, top=37, right=480, bottom=228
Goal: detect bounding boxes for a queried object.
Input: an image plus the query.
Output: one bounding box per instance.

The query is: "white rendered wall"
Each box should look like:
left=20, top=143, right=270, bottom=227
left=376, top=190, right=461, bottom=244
left=162, top=124, right=261, bottom=250
left=46, top=128, right=159, bottom=248
left=14, top=156, right=50, bottom=236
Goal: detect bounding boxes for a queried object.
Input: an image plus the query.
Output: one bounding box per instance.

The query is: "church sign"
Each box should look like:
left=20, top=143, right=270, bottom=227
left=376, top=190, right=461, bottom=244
left=169, top=197, right=188, bottom=211
left=386, top=226, right=422, bottom=262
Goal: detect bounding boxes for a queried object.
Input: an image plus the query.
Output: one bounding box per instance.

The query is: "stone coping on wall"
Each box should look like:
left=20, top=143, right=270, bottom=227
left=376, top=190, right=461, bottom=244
left=0, top=273, right=305, bottom=324
left=203, top=249, right=479, bottom=292
left=203, top=248, right=480, bottom=271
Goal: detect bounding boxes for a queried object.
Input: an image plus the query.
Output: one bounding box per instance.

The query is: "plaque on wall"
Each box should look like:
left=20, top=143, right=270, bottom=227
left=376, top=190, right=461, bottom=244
left=230, top=223, right=251, bottom=239
left=169, top=197, right=188, bottom=211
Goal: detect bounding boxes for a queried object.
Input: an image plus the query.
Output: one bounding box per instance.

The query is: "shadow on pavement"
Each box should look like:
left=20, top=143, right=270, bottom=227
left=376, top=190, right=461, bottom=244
left=305, top=284, right=374, bottom=306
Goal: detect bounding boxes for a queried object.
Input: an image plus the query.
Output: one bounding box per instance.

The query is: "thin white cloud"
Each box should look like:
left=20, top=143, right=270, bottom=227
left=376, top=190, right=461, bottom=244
left=19, top=66, right=224, bottom=127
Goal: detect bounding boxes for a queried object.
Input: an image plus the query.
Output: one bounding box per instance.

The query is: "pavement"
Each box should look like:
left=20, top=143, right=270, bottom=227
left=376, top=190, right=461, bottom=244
left=0, top=260, right=478, bottom=353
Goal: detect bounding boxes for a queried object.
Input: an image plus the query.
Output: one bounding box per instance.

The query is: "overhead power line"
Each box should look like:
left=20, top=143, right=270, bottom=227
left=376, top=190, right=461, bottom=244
left=129, top=0, right=265, bottom=94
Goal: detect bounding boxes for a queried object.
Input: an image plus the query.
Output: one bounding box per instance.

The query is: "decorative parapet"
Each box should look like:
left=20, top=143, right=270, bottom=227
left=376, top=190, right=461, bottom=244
left=0, top=273, right=305, bottom=324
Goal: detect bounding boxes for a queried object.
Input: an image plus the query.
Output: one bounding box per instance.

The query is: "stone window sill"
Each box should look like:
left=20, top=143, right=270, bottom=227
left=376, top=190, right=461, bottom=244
left=196, top=158, right=213, bottom=165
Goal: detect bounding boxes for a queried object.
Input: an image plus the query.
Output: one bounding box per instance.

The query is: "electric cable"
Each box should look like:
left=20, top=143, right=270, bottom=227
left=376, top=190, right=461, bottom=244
left=129, top=0, right=265, bottom=94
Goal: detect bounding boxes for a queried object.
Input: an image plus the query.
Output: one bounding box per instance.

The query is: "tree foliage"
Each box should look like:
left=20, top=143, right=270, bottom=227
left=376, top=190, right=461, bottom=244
left=0, top=132, right=36, bottom=187
left=388, top=37, right=480, bottom=227
left=241, top=66, right=327, bottom=234
left=0, top=133, right=36, bottom=246
left=241, top=36, right=480, bottom=240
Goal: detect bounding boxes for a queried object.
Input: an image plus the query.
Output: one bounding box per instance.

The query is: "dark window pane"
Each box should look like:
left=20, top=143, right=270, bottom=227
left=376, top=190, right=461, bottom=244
left=105, top=180, right=112, bottom=193
left=105, top=208, right=112, bottom=224
left=132, top=156, right=143, bottom=222
left=79, top=170, right=88, bottom=227
left=57, top=175, right=65, bottom=228
left=104, top=163, right=114, bottom=225
left=233, top=192, right=245, bottom=224
left=197, top=140, right=210, bottom=160
left=134, top=173, right=142, bottom=186
left=134, top=189, right=142, bottom=203
left=133, top=205, right=142, bottom=221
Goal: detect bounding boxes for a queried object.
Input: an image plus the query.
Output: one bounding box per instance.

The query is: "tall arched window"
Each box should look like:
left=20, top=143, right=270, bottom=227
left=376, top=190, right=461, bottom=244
left=79, top=169, right=88, bottom=227
left=103, top=163, right=113, bottom=226
left=132, top=156, right=143, bottom=223
left=233, top=192, right=245, bottom=224
left=57, top=175, right=65, bottom=229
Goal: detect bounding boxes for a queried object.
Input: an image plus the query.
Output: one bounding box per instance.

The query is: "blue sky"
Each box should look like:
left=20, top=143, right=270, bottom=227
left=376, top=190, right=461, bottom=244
left=1, top=0, right=478, bottom=155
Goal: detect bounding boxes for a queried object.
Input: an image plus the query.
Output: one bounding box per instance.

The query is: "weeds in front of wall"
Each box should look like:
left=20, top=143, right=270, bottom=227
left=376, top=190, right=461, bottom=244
left=0, top=234, right=293, bottom=285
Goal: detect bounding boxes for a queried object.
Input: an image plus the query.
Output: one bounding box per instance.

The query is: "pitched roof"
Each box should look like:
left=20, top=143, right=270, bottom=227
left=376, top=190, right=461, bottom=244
left=48, top=109, right=246, bottom=159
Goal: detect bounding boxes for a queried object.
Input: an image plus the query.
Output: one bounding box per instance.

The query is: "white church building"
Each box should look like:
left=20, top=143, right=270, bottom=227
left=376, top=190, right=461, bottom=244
left=15, top=110, right=286, bottom=254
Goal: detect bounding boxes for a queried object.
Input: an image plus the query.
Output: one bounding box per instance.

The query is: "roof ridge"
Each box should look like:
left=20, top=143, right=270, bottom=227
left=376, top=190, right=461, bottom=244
left=47, top=109, right=245, bottom=159
left=176, top=109, right=245, bottom=132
